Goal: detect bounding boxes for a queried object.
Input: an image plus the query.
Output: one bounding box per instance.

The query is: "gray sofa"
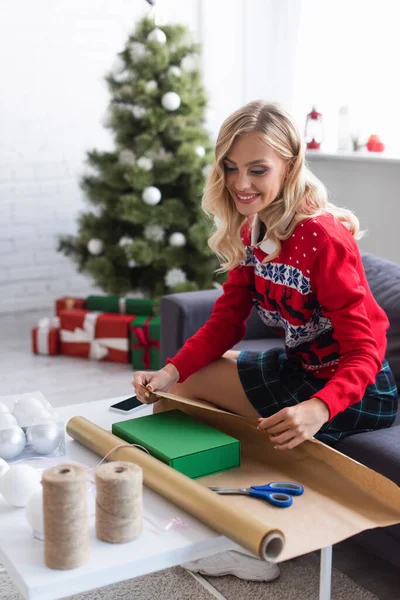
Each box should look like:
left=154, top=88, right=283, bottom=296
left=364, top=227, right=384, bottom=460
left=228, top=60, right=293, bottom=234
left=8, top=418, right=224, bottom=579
left=160, top=252, right=400, bottom=568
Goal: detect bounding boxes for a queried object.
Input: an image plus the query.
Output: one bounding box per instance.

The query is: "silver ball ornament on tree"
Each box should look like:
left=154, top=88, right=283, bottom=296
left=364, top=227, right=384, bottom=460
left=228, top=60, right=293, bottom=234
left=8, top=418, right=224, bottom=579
left=26, top=421, right=62, bottom=455
left=169, top=232, right=186, bottom=247
left=118, top=236, right=134, bottom=247
left=119, top=149, right=136, bottom=166
left=168, top=66, right=182, bottom=78
left=87, top=239, right=104, bottom=256
left=131, top=105, right=146, bottom=119
left=0, top=426, right=26, bottom=460
left=161, top=92, right=181, bottom=112
left=144, top=224, right=165, bottom=242
left=145, top=80, right=158, bottom=93
left=147, top=28, right=167, bottom=44
left=129, top=41, right=148, bottom=61
left=195, top=146, right=206, bottom=157
left=111, top=55, right=126, bottom=75
left=128, top=259, right=137, bottom=268
left=165, top=268, right=187, bottom=288
left=137, top=157, right=153, bottom=171
left=142, top=186, right=162, bottom=206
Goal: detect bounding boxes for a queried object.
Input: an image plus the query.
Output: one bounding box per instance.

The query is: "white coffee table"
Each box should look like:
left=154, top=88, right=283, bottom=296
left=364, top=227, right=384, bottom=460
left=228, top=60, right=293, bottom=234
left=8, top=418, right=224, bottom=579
left=0, top=397, right=333, bottom=600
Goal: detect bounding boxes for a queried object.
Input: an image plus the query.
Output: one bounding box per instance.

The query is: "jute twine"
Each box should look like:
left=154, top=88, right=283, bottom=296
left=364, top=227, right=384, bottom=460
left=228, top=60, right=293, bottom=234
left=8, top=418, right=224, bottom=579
left=42, top=464, right=89, bottom=570
left=95, top=461, right=143, bottom=543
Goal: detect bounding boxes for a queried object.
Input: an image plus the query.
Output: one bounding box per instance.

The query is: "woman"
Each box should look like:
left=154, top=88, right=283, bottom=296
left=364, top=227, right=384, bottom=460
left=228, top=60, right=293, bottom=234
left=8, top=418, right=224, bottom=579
left=132, top=101, right=398, bottom=581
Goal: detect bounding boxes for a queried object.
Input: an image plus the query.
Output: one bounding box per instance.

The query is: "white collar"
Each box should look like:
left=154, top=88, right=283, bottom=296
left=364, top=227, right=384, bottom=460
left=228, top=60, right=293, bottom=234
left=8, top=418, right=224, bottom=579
left=250, top=213, right=293, bottom=254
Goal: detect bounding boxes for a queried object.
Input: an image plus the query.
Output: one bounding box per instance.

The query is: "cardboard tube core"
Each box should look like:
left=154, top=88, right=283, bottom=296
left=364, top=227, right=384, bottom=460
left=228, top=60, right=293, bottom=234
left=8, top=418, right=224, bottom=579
left=261, top=532, right=285, bottom=563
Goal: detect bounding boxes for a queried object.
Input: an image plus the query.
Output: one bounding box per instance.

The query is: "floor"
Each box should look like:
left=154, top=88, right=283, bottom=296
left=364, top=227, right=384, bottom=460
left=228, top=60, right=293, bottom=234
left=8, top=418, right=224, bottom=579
left=2, top=310, right=400, bottom=600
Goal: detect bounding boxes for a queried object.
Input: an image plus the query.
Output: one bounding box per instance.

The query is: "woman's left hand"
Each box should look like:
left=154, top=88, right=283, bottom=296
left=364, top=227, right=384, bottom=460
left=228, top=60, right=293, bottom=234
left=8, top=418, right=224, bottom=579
left=257, top=398, right=330, bottom=450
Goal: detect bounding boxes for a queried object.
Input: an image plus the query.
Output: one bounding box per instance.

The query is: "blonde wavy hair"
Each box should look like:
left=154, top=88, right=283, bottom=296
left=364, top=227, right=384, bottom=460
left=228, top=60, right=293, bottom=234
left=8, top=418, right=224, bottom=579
left=202, top=100, right=361, bottom=271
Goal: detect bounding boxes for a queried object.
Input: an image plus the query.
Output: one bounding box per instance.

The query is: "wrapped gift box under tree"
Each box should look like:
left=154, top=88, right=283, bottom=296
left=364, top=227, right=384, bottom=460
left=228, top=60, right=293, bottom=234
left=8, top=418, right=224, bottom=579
left=31, top=317, right=61, bottom=356
left=130, top=316, right=160, bottom=370
left=59, top=309, right=133, bottom=363
left=55, top=296, right=86, bottom=317
left=86, top=295, right=154, bottom=316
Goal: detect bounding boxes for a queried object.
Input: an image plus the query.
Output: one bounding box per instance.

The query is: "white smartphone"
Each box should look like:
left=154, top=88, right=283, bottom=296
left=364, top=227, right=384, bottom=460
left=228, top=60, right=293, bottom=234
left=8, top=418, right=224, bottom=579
left=109, top=395, right=144, bottom=414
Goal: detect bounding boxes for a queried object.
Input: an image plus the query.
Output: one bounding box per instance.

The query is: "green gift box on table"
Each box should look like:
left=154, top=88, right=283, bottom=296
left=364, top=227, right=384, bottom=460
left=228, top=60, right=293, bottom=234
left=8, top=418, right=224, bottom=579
left=112, top=410, right=241, bottom=479
left=130, top=315, right=160, bottom=370
left=86, top=295, right=154, bottom=316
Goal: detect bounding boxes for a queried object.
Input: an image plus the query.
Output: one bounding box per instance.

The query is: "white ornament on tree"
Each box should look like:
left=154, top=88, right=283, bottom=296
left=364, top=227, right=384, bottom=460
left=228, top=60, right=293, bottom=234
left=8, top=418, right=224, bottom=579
left=161, top=92, right=181, bottom=112
left=113, top=71, right=131, bottom=83
left=165, top=268, right=187, bottom=288
left=169, top=232, right=186, bottom=247
left=87, top=239, right=104, bottom=255
left=131, top=105, right=146, bottom=119
left=144, top=224, right=165, bottom=242
left=128, top=259, right=137, bottom=268
left=195, top=145, right=206, bottom=157
left=129, top=41, right=147, bottom=61
left=142, top=186, right=162, bottom=206
left=137, top=157, right=153, bottom=171
left=147, top=28, right=167, bottom=44
left=181, top=54, right=197, bottom=72
left=168, top=66, right=182, bottom=78
left=111, top=55, right=126, bottom=75
left=145, top=80, right=158, bottom=93
left=118, top=236, right=134, bottom=247
left=119, top=149, right=136, bottom=166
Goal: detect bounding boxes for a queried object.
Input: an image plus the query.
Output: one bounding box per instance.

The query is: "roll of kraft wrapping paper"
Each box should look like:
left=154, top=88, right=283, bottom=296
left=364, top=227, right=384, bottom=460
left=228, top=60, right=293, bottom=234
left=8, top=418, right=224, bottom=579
left=66, top=416, right=285, bottom=562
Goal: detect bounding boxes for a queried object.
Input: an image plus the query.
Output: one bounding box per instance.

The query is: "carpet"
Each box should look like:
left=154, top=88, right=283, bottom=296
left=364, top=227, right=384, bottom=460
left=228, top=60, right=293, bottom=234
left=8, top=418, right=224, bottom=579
left=0, top=553, right=378, bottom=600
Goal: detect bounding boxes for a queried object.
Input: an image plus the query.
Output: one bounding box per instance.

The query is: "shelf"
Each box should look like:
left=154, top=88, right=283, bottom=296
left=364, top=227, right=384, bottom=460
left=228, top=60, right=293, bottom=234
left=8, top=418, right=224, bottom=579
left=305, top=149, right=400, bottom=165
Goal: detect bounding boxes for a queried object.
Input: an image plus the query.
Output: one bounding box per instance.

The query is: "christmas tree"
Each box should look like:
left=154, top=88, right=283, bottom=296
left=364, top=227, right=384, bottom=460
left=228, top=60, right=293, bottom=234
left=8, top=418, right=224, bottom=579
left=58, top=11, right=222, bottom=308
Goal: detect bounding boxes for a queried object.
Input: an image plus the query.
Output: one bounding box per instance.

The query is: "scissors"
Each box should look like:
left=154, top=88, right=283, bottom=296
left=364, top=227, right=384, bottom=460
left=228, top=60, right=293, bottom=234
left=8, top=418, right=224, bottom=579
left=208, top=481, right=304, bottom=508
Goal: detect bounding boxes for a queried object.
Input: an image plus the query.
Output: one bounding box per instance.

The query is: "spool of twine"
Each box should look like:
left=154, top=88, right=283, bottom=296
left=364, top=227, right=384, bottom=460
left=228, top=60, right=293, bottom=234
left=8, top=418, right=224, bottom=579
left=95, top=461, right=143, bottom=543
left=42, top=464, right=89, bottom=570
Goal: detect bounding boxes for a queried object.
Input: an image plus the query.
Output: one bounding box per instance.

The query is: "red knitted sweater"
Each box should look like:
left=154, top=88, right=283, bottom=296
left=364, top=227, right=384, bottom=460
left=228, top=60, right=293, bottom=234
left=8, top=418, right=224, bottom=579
left=167, top=212, right=389, bottom=420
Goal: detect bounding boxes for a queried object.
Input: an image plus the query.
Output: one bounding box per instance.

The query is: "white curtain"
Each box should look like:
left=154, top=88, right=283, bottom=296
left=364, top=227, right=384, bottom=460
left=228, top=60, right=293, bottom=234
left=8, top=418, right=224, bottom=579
left=292, top=0, right=400, bottom=152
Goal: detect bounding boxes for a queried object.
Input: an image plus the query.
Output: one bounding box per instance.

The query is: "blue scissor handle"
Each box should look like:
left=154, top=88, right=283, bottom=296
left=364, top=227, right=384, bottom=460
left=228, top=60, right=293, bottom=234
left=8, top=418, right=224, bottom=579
left=251, top=482, right=304, bottom=496
left=248, top=489, right=293, bottom=508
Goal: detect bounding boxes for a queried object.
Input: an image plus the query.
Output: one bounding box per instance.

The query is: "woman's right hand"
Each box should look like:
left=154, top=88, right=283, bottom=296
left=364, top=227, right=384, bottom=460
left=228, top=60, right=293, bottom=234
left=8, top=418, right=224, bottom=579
left=132, top=363, right=180, bottom=404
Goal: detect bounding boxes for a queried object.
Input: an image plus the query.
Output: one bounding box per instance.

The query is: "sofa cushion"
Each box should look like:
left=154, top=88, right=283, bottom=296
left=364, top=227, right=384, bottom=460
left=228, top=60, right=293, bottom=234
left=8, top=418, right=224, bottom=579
left=361, top=252, right=400, bottom=387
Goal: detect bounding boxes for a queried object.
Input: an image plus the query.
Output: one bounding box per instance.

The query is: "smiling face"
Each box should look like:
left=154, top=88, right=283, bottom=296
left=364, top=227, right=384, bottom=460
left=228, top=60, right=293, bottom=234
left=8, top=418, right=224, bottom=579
left=223, top=132, right=288, bottom=217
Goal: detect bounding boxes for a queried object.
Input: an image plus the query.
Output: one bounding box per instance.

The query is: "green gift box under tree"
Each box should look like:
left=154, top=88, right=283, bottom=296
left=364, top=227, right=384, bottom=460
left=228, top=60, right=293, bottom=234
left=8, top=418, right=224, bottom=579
left=86, top=295, right=154, bottom=316
left=130, top=316, right=160, bottom=370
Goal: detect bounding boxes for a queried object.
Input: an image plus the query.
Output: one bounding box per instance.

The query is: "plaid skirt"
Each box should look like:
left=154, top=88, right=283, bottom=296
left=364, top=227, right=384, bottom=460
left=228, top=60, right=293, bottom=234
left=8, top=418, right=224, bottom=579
left=237, top=347, right=398, bottom=445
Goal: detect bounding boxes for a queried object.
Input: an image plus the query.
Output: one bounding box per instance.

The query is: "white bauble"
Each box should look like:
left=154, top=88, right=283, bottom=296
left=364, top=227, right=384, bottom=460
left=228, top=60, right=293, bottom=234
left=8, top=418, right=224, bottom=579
left=181, top=54, right=197, bottom=72
left=101, top=108, right=113, bottom=128
left=144, top=224, right=165, bottom=242
left=26, top=421, right=62, bottom=455
left=131, top=105, right=146, bottom=119
left=169, top=232, right=186, bottom=247
left=0, top=403, right=10, bottom=413
left=195, top=145, right=206, bottom=158
left=87, top=239, right=104, bottom=256
left=118, top=236, right=134, bottom=247
left=12, top=397, right=51, bottom=428
left=129, top=41, right=147, bottom=61
left=26, top=487, right=44, bottom=540
left=113, top=70, right=131, bottom=83
left=147, top=28, right=167, bottom=44
left=0, top=457, right=9, bottom=480
left=0, top=413, right=18, bottom=430
left=165, top=268, right=187, bottom=288
left=168, top=66, right=182, bottom=78
left=145, top=80, right=158, bottom=93
left=128, top=259, right=137, bottom=268
left=111, top=55, right=126, bottom=75
left=119, top=149, right=136, bottom=166
left=142, top=186, right=162, bottom=206
left=161, top=92, right=181, bottom=112
left=0, top=465, right=41, bottom=507
left=137, top=157, right=153, bottom=171
left=0, top=427, right=26, bottom=460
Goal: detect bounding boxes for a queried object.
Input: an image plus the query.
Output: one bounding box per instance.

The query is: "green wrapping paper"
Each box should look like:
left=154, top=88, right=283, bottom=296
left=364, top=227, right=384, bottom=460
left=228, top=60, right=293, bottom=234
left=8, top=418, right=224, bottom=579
left=86, top=295, right=154, bottom=316
left=130, top=316, right=160, bottom=370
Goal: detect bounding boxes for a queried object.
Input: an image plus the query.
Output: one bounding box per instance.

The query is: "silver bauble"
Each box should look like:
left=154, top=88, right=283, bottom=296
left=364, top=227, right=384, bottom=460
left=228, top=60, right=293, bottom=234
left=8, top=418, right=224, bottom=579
left=26, top=421, right=62, bottom=455
left=0, top=427, right=26, bottom=460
